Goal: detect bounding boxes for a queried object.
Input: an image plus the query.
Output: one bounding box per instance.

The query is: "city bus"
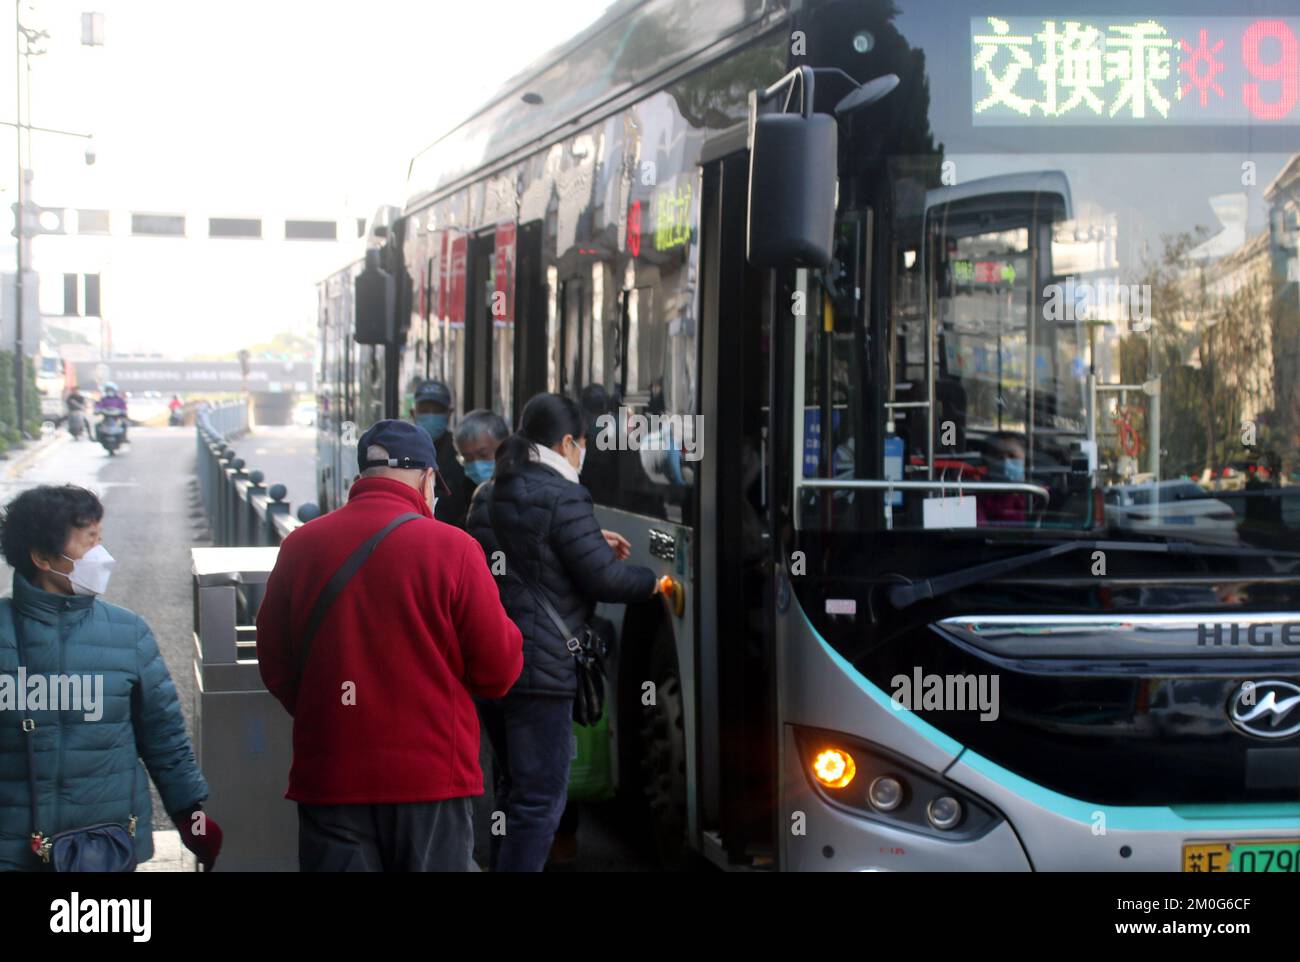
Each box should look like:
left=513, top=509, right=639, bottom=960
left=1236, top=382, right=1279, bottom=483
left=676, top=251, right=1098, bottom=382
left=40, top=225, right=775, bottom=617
left=316, top=0, right=1300, bottom=870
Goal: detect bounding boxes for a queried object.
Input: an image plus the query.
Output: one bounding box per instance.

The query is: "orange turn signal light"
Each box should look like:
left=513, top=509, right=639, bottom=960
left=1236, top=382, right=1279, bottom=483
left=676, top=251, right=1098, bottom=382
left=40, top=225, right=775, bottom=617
left=658, top=575, right=684, bottom=618
left=812, top=748, right=856, bottom=789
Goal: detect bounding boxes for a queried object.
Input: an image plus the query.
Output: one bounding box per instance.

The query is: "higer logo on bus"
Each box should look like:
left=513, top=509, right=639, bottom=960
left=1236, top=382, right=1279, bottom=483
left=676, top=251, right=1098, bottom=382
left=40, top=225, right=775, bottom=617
left=1229, top=681, right=1300, bottom=740
left=1197, top=621, right=1300, bottom=648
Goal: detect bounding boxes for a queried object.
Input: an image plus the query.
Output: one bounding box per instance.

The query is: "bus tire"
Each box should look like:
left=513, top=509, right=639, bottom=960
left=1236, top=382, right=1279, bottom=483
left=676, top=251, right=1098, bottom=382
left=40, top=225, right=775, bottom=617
left=639, top=622, right=689, bottom=869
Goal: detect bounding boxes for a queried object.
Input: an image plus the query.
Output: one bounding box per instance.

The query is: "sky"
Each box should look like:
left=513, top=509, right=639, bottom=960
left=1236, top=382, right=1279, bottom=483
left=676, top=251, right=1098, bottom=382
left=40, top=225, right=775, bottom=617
left=0, top=0, right=613, bottom=354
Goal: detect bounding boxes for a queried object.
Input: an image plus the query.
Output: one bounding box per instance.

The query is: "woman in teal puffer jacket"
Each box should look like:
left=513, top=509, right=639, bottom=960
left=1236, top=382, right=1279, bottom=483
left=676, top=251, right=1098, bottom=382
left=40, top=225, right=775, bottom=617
left=0, top=484, right=220, bottom=871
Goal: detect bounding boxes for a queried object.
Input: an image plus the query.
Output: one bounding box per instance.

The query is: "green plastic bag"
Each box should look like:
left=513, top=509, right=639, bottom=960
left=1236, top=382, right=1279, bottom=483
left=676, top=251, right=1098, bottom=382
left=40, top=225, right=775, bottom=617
left=567, top=714, right=615, bottom=802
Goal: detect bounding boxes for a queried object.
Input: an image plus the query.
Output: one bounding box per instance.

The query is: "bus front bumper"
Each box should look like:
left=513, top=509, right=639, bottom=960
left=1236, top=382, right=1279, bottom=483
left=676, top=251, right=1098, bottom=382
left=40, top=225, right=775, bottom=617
left=782, top=725, right=1300, bottom=871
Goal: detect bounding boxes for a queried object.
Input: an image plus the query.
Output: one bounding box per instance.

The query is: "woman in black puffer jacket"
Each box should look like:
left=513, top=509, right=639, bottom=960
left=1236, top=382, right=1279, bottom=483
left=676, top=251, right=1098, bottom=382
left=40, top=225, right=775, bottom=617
left=467, top=393, right=656, bottom=872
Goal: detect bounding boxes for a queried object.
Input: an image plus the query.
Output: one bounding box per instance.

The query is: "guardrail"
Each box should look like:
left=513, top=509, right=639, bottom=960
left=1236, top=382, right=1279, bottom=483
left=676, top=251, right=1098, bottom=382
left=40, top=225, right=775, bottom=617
left=191, top=545, right=297, bottom=871
left=196, top=401, right=320, bottom=547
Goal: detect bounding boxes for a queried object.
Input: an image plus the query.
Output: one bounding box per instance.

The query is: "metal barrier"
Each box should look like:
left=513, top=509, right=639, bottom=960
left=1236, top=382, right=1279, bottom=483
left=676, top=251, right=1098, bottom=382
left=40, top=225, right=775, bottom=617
left=191, top=403, right=323, bottom=870
left=191, top=547, right=297, bottom=871
left=195, top=401, right=320, bottom=547
left=201, top=401, right=249, bottom=438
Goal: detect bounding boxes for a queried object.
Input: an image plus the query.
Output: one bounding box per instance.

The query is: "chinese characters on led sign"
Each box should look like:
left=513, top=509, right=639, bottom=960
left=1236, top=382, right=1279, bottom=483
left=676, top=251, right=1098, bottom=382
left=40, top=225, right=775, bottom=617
left=654, top=182, right=692, bottom=252
left=971, top=16, right=1299, bottom=124
left=952, top=259, right=1018, bottom=285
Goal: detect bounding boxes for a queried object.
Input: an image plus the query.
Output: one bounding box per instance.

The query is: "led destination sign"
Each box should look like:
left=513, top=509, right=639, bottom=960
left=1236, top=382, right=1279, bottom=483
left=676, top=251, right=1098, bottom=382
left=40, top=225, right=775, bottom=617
left=972, top=16, right=1300, bottom=124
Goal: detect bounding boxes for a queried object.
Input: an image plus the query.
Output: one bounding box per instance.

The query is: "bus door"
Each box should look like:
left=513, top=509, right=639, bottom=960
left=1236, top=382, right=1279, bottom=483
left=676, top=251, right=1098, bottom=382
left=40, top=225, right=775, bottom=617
left=699, top=148, right=776, bottom=865
left=513, top=220, right=548, bottom=411
left=463, top=222, right=523, bottom=424
left=464, top=230, right=497, bottom=415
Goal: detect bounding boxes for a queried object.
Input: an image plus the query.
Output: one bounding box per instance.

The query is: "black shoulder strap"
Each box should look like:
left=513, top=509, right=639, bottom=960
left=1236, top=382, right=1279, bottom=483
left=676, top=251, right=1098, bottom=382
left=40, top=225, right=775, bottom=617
left=486, top=487, right=579, bottom=651
left=10, top=601, right=43, bottom=843
left=295, top=512, right=422, bottom=676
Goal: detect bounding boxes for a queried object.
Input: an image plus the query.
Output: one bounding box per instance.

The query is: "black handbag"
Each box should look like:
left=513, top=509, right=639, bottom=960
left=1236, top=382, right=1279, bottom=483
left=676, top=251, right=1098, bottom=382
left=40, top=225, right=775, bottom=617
left=488, top=499, right=607, bottom=725
left=534, top=586, right=607, bottom=727
left=10, top=601, right=138, bottom=871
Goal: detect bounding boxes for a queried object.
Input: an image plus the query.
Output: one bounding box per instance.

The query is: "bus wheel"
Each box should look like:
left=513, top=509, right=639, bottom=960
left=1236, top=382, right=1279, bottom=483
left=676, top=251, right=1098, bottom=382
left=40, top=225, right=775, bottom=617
left=639, top=624, right=688, bottom=869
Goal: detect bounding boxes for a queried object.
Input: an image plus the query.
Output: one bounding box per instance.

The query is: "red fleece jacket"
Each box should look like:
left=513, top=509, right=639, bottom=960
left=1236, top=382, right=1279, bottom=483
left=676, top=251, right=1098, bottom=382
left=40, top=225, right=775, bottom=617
left=256, top=476, right=523, bottom=804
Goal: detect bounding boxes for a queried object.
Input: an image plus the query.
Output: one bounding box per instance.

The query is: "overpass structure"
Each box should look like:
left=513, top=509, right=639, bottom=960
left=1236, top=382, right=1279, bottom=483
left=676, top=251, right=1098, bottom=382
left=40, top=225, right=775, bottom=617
left=73, top=359, right=313, bottom=394
left=73, top=359, right=313, bottom=424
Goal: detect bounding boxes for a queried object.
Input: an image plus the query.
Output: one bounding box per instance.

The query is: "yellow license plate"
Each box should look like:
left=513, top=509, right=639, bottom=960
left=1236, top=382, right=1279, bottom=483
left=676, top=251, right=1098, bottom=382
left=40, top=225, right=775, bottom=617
left=1182, top=839, right=1300, bottom=872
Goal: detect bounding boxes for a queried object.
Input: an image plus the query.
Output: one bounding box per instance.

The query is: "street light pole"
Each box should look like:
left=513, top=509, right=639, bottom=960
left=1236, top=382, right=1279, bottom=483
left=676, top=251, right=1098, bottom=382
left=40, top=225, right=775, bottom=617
left=14, top=0, right=25, bottom=439
left=10, top=4, right=73, bottom=441
left=10, top=3, right=45, bottom=439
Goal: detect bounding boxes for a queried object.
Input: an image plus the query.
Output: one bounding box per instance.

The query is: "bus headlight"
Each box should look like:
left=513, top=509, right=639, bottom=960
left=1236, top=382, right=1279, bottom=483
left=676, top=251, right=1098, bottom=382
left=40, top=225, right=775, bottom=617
left=812, top=748, right=856, bottom=789
left=795, top=727, right=1002, bottom=841
left=868, top=775, right=905, bottom=812
left=927, top=796, right=964, bottom=830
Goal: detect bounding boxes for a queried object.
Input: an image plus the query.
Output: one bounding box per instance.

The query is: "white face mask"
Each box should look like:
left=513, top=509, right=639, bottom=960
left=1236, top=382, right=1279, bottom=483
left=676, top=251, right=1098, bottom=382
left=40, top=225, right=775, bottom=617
left=567, top=437, right=586, bottom=474
left=423, top=473, right=439, bottom=515
left=59, top=544, right=115, bottom=596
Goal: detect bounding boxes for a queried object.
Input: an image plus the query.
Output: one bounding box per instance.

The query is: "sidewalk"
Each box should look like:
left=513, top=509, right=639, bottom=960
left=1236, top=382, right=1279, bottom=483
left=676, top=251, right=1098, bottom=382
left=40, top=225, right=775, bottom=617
left=1, top=429, right=69, bottom=480
left=139, top=830, right=198, bottom=872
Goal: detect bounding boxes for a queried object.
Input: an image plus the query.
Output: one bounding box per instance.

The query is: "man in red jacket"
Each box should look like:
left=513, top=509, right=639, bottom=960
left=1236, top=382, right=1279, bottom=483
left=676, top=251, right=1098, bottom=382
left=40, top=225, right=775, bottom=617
left=257, top=419, right=523, bottom=871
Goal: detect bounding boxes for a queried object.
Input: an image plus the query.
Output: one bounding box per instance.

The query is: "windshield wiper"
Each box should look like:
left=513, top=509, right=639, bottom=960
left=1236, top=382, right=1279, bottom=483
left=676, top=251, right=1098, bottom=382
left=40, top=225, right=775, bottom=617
left=888, top=539, right=1300, bottom=609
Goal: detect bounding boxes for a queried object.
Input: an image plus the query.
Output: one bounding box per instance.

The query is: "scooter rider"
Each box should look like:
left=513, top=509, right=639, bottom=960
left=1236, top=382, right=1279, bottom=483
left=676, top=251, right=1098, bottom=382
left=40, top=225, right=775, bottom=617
left=65, top=389, right=88, bottom=440
left=95, top=383, right=129, bottom=444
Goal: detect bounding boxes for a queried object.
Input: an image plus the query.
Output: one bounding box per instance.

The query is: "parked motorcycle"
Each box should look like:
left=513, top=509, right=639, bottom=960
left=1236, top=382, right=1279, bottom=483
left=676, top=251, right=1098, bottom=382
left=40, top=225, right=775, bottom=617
left=96, top=412, right=127, bottom=456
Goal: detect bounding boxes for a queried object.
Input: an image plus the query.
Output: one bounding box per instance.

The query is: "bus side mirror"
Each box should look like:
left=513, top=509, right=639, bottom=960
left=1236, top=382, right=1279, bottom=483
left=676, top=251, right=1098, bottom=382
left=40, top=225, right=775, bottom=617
left=746, top=111, right=837, bottom=269
left=354, top=249, right=395, bottom=345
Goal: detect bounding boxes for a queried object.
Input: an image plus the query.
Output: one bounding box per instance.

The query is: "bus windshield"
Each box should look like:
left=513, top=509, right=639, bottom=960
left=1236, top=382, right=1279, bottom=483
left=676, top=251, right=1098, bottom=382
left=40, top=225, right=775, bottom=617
left=797, top=5, right=1300, bottom=552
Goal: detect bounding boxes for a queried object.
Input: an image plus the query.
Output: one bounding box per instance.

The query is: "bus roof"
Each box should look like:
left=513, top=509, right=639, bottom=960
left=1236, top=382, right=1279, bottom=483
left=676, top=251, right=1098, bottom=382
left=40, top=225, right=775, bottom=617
left=403, top=0, right=785, bottom=211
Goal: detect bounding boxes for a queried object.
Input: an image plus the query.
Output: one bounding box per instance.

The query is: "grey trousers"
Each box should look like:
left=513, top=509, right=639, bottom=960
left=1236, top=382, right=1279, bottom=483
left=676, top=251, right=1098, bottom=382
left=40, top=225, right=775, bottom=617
left=298, top=798, right=476, bottom=872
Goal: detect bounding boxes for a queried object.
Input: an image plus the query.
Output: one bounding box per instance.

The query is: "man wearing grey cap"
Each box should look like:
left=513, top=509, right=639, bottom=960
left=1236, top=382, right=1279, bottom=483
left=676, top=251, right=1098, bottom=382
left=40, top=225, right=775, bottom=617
left=410, top=379, right=470, bottom=528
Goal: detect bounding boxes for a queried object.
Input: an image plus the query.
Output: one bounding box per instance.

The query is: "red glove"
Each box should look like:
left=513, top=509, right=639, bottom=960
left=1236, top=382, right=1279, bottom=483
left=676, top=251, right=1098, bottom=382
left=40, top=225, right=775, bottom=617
left=171, top=806, right=224, bottom=871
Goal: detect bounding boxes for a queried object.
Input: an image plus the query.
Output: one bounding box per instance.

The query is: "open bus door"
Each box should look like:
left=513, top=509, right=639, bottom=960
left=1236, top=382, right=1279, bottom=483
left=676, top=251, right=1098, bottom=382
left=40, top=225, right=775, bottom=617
left=695, top=67, right=898, bottom=868
left=698, top=144, right=777, bottom=866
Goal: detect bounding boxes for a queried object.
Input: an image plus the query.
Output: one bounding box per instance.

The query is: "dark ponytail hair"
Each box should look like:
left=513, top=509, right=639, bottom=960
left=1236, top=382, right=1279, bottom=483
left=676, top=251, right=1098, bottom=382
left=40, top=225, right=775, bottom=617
left=495, top=392, right=586, bottom=479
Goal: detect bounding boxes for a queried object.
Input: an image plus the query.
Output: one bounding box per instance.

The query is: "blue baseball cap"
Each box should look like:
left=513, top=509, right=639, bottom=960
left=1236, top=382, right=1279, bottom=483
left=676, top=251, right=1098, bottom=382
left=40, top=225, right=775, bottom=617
left=413, top=379, right=453, bottom=408
left=357, top=419, right=438, bottom=472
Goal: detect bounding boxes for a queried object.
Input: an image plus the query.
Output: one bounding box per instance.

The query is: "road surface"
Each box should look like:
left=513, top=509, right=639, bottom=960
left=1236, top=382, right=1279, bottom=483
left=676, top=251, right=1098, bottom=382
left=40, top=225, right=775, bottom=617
left=226, top=423, right=318, bottom=514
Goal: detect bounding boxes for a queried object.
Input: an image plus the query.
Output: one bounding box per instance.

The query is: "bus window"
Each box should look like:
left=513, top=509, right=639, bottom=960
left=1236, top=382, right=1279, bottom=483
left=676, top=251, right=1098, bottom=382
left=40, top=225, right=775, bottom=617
left=621, top=286, right=652, bottom=401
left=587, top=261, right=604, bottom=390
left=924, top=177, right=1071, bottom=519
left=853, top=175, right=1088, bottom=531
left=546, top=265, right=560, bottom=393
left=512, top=221, right=548, bottom=412
left=445, top=232, right=469, bottom=419
left=793, top=263, right=866, bottom=531
left=560, top=277, right=585, bottom=397
left=553, top=272, right=700, bottom=523
left=797, top=175, right=1096, bottom=532
left=397, top=255, right=432, bottom=420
